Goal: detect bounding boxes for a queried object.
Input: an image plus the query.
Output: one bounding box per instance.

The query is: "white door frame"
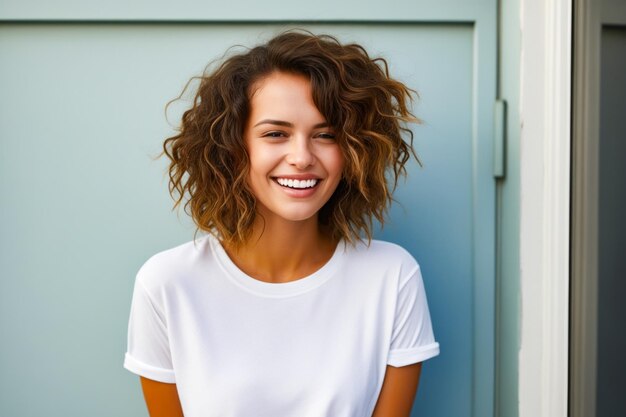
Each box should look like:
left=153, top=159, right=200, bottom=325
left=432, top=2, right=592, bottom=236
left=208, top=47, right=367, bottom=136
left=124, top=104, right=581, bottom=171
left=518, top=0, right=571, bottom=416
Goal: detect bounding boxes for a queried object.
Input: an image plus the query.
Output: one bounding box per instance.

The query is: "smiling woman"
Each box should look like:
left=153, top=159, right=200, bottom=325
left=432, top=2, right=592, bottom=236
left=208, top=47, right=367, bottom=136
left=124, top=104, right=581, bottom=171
left=123, top=30, right=439, bottom=417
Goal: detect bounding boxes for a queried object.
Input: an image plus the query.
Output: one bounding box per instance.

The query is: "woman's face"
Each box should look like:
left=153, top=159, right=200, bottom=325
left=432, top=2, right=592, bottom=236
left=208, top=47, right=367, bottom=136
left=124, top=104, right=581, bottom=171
left=244, top=71, right=344, bottom=225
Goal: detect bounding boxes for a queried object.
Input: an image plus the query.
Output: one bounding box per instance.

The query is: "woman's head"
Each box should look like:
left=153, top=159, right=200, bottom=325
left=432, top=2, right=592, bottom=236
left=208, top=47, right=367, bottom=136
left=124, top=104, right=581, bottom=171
left=163, top=30, right=419, bottom=246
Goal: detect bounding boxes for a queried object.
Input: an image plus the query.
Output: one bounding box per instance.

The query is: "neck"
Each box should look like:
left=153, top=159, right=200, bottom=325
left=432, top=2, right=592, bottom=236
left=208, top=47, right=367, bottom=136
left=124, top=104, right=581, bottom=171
left=223, top=215, right=338, bottom=283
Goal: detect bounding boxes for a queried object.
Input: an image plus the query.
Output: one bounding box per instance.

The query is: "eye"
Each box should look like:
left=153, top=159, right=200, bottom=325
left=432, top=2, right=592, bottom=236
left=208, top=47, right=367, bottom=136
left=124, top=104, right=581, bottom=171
left=263, top=131, right=287, bottom=138
left=315, top=132, right=336, bottom=140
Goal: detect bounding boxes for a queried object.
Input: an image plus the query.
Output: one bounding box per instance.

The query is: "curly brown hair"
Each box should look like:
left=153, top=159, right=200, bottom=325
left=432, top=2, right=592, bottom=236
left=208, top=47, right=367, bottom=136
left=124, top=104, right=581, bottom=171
left=162, top=30, right=420, bottom=247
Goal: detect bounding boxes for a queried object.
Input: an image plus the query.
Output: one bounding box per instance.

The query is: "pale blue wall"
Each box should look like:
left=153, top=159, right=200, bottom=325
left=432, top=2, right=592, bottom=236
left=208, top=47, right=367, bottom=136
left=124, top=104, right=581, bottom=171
left=0, top=22, right=497, bottom=417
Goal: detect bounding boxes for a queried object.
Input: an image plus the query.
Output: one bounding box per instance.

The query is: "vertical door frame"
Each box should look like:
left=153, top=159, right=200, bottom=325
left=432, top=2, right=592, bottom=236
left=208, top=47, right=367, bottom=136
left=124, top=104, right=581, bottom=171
left=570, top=1, right=626, bottom=416
left=518, top=0, right=571, bottom=416
left=570, top=0, right=600, bottom=415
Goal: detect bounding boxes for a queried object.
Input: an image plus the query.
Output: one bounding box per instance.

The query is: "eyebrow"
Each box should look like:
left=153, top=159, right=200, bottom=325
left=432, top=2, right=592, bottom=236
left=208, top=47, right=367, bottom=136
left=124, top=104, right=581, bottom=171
left=253, top=119, right=331, bottom=129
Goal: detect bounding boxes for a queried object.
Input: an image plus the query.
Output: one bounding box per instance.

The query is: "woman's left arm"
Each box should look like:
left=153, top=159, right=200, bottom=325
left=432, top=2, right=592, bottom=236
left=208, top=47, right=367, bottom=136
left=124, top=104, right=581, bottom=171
left=371, top=362, right=422, bottom=417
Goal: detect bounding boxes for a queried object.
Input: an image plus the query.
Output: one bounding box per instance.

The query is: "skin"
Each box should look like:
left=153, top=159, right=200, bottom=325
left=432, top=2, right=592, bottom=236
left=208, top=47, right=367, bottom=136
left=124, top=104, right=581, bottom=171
left=140, top=71, right=422, bottom=416
left=140, top=377, right=183, bottom=417
left=371, top=363, right=423, bottom=417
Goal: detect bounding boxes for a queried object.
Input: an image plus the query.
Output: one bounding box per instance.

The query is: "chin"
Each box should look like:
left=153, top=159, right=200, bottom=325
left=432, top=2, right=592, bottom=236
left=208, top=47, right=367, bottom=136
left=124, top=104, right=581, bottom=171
left=254, top=201, right=323, bottom=225
left=283, top=212, right=319, bottom=223
left=268, top=207, right=320, bottom=223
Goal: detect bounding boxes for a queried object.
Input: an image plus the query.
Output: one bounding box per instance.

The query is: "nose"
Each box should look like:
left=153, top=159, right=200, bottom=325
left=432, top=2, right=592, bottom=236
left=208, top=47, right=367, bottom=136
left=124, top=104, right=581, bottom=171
left=285, top=136, right=316, bottom=169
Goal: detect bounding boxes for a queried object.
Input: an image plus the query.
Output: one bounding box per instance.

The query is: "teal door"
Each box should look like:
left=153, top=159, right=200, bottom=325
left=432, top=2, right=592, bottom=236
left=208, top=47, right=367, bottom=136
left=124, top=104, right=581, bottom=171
left=0, top=2, right=497, bottom=416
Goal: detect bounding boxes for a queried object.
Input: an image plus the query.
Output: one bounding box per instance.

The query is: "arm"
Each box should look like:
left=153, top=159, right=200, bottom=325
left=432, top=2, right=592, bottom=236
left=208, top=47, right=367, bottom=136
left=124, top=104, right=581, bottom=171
left=140, top=377, right=185, bottom=417
left=371, top=362, right=422, bottom=417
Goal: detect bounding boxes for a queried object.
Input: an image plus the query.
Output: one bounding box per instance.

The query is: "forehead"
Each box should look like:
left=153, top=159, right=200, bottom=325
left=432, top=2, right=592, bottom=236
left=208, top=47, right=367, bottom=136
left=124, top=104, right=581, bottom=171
left=247, top=72, right=326, bottom=122
left=250, top=71, right=310, bottom=97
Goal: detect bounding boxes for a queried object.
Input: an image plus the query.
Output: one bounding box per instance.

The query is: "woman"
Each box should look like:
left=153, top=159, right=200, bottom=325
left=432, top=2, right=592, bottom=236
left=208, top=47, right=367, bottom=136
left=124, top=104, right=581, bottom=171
left=124, top=30, right=439, bottom=417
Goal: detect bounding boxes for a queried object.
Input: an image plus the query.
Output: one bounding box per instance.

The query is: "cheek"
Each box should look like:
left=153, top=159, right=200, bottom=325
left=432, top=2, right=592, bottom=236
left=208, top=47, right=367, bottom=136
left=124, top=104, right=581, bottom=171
left=248, top=144, right=279, bottom=170
left=246, top=145, right=279, bottom=193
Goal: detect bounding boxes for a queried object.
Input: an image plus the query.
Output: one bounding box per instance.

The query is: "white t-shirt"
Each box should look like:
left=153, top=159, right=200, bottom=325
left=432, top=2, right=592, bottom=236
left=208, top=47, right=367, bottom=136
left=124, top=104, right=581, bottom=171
left=124, top=233, right=439, bottom=417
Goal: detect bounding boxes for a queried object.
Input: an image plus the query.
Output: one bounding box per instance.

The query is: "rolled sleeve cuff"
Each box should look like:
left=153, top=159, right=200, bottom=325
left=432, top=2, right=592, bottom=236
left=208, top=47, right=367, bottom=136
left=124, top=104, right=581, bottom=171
left=124, top=353, right=176, bottom=383
left=387, top=342, right=440, bottom=367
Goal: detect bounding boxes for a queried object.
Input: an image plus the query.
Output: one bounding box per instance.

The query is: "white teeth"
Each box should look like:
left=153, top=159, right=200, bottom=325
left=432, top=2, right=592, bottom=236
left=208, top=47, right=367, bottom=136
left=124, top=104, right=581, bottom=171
left=276, top=178, right=319, bottom=189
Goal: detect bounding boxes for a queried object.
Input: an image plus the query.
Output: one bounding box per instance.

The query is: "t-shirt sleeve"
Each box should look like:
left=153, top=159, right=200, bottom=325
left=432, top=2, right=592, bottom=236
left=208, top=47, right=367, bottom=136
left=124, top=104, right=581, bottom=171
left=123, top=271, right=176, bottom=383
left=387, top=265, right=440, bottom=367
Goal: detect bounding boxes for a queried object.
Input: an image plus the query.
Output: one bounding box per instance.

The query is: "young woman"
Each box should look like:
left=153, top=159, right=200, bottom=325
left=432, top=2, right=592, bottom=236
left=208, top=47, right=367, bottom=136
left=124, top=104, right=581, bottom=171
left=124, top=30, right=439, bottom=417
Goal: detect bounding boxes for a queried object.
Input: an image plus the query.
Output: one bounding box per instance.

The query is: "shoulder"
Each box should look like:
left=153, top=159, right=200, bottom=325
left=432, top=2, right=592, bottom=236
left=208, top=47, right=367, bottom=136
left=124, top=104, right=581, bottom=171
left=135, top=234, right=214, bottom=293
left=348, top=239, right=419, bottom=265
left=343, top=239, right=420, bottom=279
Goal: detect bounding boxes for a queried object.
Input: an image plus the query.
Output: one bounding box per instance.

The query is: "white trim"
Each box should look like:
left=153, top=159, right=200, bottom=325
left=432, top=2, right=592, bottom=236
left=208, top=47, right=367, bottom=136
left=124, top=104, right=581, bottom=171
left=540, top=0, right=571, bottom=415
left=518, top=0, right=571, bottom=416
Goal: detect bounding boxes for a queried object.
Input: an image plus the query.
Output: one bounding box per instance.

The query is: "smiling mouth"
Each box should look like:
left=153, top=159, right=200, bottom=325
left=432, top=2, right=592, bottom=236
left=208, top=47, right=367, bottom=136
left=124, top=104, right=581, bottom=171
left=273, top=178, right=320, bottom=189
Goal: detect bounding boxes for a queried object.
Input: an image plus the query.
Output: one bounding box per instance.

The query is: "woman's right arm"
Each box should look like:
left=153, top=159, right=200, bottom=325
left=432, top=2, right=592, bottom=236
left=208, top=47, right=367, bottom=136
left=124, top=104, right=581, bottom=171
left=140, top=377, right=184, bottom=417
